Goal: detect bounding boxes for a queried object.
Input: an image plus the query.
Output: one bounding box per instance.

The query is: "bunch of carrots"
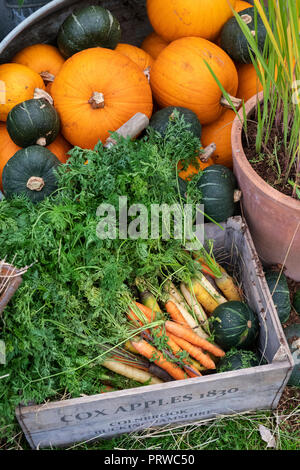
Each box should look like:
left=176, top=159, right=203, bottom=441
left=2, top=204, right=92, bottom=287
left=101, top=254, right=243, bottom=385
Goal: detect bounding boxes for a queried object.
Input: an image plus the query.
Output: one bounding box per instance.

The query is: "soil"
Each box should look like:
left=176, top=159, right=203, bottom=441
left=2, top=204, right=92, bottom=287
left=241, top=107, right=299, bottom=198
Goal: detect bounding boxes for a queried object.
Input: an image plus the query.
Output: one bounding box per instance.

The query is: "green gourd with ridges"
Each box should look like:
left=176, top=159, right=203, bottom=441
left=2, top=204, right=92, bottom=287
left=57, top=5, right=121, bottom=59
left=220, top=7, right=267, bottom=64
left=2, top=146, right=61, bottom=204
left=265, top=271, right=291, bottom=324
left=211, top=300, right=259, bottom=351
left=197, top=165, right=237, bottom=223
left=149, top=106, right=202, bottom=139
left=7, top=98, right=60, bottom=148
left=284, top=323, right=300, bottom=387
left=293, top=290, right=300, bottom=316
left=217, top=348, right=260, bottom=372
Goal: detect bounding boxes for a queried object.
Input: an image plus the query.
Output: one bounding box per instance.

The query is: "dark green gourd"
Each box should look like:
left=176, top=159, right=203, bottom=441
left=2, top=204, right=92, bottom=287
left=220, top=7, right=267, bottom=64
left=217, top=349, right=260, bottom=372
left=7, top=98, right=60, bottom=148
left=2, top=146, right=61, bottom=203
left=284, top=323, right=300, bottom=387
left=265, top=271, right=291, bottom=324
left=149, top=106, right=202, bottom=138
left=293, top=290, right=300, bottom=316
left=57, top=5, right=121, bottom=59
left=211, top=300, right=259, bottom=351
left=197, top=164, right=238, bottom=223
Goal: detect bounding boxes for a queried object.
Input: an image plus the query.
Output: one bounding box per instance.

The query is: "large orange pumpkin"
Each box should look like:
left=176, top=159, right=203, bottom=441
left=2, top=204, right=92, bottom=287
left=0, top=63, right=45, bottom=121
left=0, top=123, right=71, bottom=189
left=115, top=44, right=154, bottom=75
left=237, top=63, right=263, bottom=103
left=141, top=32, right=169, bottom=60
left=201, top=109, right=236, bottom=168
left=146, top=0, right=237, bottom=42
left=12, top=44, right=65, bottom=86
left=235, top=1, right=253, bottom=12
left=51, top=47, right=153, bottom=149
left=150, top=37, right=239, bottom=125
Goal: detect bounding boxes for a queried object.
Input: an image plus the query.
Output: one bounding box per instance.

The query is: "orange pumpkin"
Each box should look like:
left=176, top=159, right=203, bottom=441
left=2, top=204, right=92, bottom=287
left=235, top=1, right=253, bottom=12
left=237, top=63, right=263, bottom=103
left=0, top=122, right=20, bottom=190
left=0, top=123, right=71, bottom=189
left=178, top=155, right=215, bottom=181
left=141, top=32, right=169, bottom=60
left=146, top=0, right=237, bottom=42
left=12, top=44, right=65, bottom=86
left=0, top=63, right=45, bottom=121
left=201, top=109, right=236, bottom=168
left=150, top=37, right=239, bottom=126
left=51, top=47, right=153, bottom=149
left=115, top=44, right=154, bottom=75
left=47, top=134, right=72, bottom=164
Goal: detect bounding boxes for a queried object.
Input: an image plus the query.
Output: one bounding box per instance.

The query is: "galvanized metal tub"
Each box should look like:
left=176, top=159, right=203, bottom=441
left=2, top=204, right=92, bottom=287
left=0, top=0, right=151, bottom=64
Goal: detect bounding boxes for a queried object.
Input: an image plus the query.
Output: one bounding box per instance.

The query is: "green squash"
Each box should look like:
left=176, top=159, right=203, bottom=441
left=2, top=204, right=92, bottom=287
left=197, top=165, right=237, bottom=223
left=149, top=106, right=202, bottom=139
left=220, top=7, right=267, bottom=64
left=7, top=98, right=60, bottom=148
left=217, top=348, right=260, bottom=373
left=57, top=5, right=121, bottom=59
left=211, top=300, right=259, bottom=351
left=265, top=271, right=291, bottom=324
left=2, top=146, right=61, bottom=204
left=293, top=290, right=300, bottom=316
left=284, top=323, right=300, bottom=387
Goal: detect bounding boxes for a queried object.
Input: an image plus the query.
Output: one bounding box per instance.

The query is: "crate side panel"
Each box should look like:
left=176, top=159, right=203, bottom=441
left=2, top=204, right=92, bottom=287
left=16, top=364, right=289, bottom=449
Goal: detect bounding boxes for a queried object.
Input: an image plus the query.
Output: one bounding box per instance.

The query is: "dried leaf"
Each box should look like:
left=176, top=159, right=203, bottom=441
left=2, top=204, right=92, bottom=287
left=258, top=424, right=276, bottom=448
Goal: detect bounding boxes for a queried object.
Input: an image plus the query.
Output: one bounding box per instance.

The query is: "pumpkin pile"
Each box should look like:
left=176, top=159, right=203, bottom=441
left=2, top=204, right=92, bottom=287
left=0, top=1, right=265, bottom=209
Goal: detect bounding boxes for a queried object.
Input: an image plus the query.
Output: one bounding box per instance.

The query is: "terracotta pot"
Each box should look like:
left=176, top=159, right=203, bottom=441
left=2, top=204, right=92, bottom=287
left=231, top=92, right=300, bottom=281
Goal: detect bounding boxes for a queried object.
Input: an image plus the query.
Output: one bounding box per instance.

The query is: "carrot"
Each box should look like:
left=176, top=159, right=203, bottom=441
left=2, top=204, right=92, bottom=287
left=215, top=271, right=242, bottom=301
left=152, top=327, right=202, bottom=377
left=180, top=283, right=209, bottom=331
left=102, top=359, right=163, bottom=385
left=131, top=338, right=187, bottom=380
left=194, top=272, right=227, bottom=305
left=165, top=299, right=189, bottom=326
left=135, top=301, right=156, bottom=322
left=165, top=320, right=225, bottom=358
left=140, top=290, right=162, bottom=314
left=190, top=279, right=220, bottom=313
left=166, top=291, right=208, bottom=339
left=167, top=333, right=216, bottom=369
left=127, top=301, right=156, bottom=326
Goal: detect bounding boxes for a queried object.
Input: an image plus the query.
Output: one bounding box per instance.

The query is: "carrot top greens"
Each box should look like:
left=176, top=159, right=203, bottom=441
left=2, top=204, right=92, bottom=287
left=0, top=112, right=218, bottom=434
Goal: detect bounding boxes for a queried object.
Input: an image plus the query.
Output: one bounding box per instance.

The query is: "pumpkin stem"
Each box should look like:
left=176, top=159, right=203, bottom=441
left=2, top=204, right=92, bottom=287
left=88, top=92, right=105, bottom=109
left=40, top=71, right=55, bottom=83
left=220, top=94, right=242, bottom=110
left=34, top=88, right=54, bottom=105
left=199, top=143, right=216, bottom=163
left=234, top=189, right=242, bottom=203
left=36, top=137, right=47, bottom=146
left=26, top=176, right=45, bottom=192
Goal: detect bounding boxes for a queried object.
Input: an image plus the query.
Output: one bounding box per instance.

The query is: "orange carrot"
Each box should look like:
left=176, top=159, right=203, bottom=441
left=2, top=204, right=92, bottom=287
left=131, top=338, right=186, bottom=380
left=127, top=301, right=156, bottom=326
left=165, top=300, right=189, bottom=326
left=135, top=301, right=157, bottom=322
left=165, top=320, right=225, bottom=357
left=168, top=333, right=216, bottom=369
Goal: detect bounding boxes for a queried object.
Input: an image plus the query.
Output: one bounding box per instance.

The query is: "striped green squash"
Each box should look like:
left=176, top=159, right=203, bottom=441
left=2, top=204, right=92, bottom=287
left=293, top=290, right=300, bottom=316
left=284, top=323, right=300, bottom=387
left=57, top=5, right=121, bottom=59
left=265, top=271, right=291, bottom=324
left=217, top=348, right=260, bottom=373
left=197, top=165, right=237, bottom=223
left=7, top=98, right=60, bottom=148
left=211, top=301, right=259, bottom=351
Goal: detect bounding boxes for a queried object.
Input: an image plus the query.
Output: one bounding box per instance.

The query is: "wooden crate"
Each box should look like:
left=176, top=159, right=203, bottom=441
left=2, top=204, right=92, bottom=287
left=15, top=217, right=294, bottom=449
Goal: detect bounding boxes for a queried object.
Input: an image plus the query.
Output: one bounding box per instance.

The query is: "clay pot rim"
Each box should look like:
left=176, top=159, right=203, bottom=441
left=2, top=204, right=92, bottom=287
left=231, top=91, right=300, bottom=211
